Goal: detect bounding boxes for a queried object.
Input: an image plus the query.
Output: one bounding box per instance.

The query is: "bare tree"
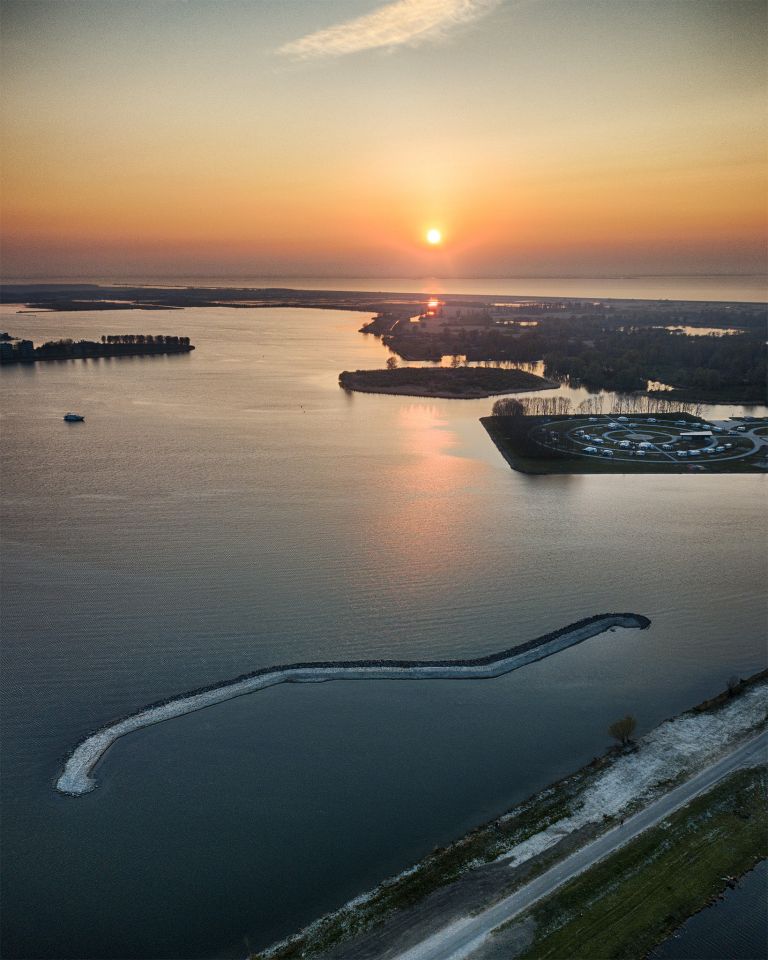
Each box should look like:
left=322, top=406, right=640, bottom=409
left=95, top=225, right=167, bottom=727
left=608, top=715, right=637, bottom=747
left=386, top=355, right=398, bottom=370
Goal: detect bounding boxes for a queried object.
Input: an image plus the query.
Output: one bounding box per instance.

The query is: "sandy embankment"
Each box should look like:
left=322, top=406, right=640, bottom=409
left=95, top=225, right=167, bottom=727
left=56, top=613, right=649, bottom=796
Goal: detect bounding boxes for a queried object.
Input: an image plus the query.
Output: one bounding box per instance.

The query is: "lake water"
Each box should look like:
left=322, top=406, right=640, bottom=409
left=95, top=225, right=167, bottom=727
left=651, top=860, right=768, bottom=960
left=1, top=304, right=766, bottom=959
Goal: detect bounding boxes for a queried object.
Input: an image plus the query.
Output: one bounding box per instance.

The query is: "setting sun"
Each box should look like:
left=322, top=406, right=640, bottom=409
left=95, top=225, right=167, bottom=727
left=426, top=228, right=442, bottom=245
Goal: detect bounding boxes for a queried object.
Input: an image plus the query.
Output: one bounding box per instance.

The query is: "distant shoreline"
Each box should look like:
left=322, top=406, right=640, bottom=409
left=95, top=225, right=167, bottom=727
left=2, top=278, right=766, bottom=305
left=2, top=281, right=765, bottom=309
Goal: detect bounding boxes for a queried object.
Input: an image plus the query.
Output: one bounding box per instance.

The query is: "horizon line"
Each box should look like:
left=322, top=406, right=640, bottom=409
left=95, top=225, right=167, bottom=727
left=3, top=273, right=767, bottom=282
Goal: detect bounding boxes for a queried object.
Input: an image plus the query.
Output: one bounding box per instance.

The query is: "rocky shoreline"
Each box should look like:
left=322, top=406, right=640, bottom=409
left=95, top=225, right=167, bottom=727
left=56, top=613, right=649, bottom=796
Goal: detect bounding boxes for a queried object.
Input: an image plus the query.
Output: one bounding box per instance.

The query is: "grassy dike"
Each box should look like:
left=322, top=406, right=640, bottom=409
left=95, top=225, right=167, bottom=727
left=501, top=766, right=767, bottom=960
left=251, top=763, right=597, bottom=959
left=251, top=672, right=767, bottom=960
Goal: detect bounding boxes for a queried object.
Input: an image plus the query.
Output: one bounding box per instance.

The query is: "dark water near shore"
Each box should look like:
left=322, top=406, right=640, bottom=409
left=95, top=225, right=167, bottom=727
left=1, top=304, right=766, bottom=959
left=650, top=860, right=768, bottom=960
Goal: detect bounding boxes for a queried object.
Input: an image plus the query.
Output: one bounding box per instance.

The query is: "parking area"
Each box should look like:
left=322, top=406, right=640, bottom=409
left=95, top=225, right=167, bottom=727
left=531, top=415, right=765, bottom=466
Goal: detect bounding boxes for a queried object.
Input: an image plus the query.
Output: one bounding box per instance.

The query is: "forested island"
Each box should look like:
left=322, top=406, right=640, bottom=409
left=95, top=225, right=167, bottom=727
left=0, top=334, right=194, bottom=364
left=338, top=366, right=554, bottom=398
left=365, top=306, right=765, bottom=403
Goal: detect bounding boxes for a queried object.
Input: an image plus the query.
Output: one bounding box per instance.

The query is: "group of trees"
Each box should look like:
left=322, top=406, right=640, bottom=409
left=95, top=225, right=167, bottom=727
left=381, top=314, right=765, bottom=402
left=577, top=394, right=704, bottom=416
left=99, top=334, right=191, bottom=346
left=492, top=396, right=574, bottom=417
left=490, top=394, right=703, bottom=417
left=3, top=335, right=195, bottom=363
left=541, top=324, right=764, bottom=399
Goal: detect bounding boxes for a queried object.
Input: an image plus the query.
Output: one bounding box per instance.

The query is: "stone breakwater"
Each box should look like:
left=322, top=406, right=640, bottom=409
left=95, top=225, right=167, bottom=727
left=55, top=613, right=650, bottom=796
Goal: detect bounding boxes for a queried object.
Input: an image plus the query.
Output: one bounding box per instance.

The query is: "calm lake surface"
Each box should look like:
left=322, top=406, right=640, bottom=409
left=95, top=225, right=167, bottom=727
left=1, top=304, right=766, bottom=959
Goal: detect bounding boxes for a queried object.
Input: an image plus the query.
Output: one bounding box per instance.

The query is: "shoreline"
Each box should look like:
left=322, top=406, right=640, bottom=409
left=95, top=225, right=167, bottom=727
left=646, top=858, right=767, bottom=960
left=338, top=367, right=556, bottom=400
left=55, top=613, right=649, bottom=796
left=251, top=671, right=768, bottom=960
left=3, top=281, right=765, bottom=307
left=338, top=382, right=556, bottom=400
left=0, top=347, right=193, bottom=365
left=503, top=764, right=767, bottom=960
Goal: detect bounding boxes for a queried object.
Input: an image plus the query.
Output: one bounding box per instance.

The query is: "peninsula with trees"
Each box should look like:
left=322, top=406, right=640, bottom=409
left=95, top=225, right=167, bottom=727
left=359, top=297, right=765, bottom=404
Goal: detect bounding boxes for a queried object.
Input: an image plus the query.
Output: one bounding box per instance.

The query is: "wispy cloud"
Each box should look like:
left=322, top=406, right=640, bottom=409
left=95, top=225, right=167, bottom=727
left=278, top=0, right=501, bottom=60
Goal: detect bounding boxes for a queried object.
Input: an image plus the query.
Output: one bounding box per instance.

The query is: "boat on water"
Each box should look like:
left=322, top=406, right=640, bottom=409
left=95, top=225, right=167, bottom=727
left=63, top=413, right=85, bottom=422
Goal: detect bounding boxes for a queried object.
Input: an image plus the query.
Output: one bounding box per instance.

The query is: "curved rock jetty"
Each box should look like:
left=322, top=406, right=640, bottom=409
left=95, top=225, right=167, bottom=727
left=56, top=613, right=650, bottom=796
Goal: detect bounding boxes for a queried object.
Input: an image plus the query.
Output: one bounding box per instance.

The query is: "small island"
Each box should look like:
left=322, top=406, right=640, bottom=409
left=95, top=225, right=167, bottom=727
left=0, top=333, right=194, bottom=364
left=338, top=366, right=555, bottom=399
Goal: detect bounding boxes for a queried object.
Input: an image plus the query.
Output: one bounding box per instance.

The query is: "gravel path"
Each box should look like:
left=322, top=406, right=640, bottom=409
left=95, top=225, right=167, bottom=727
left=392, top=729, right=768, bottom=960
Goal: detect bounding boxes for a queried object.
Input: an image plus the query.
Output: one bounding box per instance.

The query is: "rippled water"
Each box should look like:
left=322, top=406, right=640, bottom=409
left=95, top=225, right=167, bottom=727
left=1, top=305, right=766, bottom=959
left=651, top=860, right=768, bottom=960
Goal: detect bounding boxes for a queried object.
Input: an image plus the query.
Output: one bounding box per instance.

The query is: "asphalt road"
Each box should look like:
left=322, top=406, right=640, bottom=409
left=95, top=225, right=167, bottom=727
left=394, top=728, right=768, bottom=960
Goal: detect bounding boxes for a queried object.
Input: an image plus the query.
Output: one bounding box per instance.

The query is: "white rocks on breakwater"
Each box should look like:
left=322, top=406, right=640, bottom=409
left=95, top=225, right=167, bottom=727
left=55, top=613, right=650, bottom=796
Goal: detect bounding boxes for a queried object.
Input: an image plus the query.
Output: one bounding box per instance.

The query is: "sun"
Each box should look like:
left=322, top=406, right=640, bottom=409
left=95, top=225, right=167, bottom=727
left=426, top=228, right=442, bottom=245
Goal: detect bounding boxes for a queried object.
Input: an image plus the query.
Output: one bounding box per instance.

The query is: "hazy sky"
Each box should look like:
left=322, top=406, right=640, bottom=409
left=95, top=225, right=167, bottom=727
left=1, top=0, right=765, bottom=278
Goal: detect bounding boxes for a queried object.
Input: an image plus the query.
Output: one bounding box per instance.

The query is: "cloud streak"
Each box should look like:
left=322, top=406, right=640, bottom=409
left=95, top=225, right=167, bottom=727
left=278, top=0, right=501, bottom=60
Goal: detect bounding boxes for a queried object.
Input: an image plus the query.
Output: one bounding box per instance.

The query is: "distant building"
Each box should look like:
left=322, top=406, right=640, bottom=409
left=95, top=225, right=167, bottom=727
left=0, top=339, right=34, bottom=363
left=419, top=302, right=491, bottom=326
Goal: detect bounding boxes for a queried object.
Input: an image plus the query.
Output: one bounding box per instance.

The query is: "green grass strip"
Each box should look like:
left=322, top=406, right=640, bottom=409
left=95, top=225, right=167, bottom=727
left=513, top=766, right=767, bottom=960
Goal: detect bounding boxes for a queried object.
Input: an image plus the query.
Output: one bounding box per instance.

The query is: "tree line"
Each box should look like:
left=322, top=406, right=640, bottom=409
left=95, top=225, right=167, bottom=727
left=99, top=334, right=191, bottom=346
left=491, top=394, right=703, bottom=418
left=0, top=335, right=194, bottom=364
left=383, top=316, right=765, bottom=401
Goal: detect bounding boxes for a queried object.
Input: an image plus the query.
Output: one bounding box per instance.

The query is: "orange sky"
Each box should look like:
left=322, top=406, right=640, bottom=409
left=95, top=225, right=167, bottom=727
left=1, top=0, right=766, bottom=277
